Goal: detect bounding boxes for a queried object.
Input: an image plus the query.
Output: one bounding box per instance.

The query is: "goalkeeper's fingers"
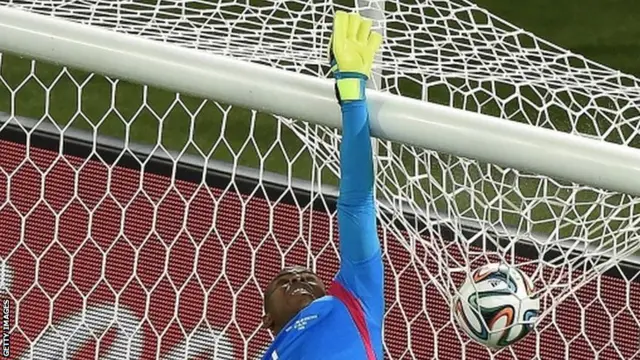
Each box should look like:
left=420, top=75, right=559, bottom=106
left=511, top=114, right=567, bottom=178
left=332, top=11, right=348, bottom=50
left=347, top=12, right=361, bottom=41
left=357, top=18, right=373, bottom=44
left=367, top=30, right=383, bottom=56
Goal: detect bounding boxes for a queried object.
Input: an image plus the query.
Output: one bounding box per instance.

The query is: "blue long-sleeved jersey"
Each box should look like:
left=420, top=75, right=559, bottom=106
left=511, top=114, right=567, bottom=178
left=261, top=100, right=383, bottom=360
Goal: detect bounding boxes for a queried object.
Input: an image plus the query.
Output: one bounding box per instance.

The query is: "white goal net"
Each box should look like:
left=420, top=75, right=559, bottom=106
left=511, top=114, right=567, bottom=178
left=1, top=0, right=640, bottom=359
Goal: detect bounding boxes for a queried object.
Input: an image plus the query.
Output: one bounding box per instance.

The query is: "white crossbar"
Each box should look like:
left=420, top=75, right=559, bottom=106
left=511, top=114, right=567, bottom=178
left=2, top=5, right=640, bottom=195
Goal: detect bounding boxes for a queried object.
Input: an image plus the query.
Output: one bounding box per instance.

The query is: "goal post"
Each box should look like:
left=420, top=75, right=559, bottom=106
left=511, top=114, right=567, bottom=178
left=2, top=1, right=640, bottom=359
left=2, top=6, right=640, bottom=196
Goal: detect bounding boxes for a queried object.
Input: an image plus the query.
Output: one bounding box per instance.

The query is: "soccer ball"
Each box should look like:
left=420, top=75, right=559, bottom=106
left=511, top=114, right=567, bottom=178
left=452, top=263, right=540, bottom=349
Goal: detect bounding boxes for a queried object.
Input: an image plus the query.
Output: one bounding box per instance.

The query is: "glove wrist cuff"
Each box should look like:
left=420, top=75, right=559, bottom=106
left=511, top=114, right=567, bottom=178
left=336, top=77, right=367, bottom=102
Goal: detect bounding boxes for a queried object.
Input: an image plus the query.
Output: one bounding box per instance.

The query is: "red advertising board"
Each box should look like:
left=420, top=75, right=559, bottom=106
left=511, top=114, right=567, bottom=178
left=1, top=139, right=639, bottom=359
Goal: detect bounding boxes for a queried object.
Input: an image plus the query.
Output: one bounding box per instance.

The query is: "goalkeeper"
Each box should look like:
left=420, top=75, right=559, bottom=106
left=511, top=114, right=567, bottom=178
left=261, top=11, right=384, bottom=360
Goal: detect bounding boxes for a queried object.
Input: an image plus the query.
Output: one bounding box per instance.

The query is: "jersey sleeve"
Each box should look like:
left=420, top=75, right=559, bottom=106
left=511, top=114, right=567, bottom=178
left=332, top=99, right=384, bottom=321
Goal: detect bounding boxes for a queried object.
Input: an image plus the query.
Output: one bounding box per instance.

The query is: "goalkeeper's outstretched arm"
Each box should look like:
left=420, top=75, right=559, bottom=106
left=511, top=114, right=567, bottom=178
left=260, top=12, right=384, bottom=360
left=328, top=12, right=385, bottom=359
left=329, top=10, right=384, bottom=330
left=337, top=99, right=378, bottom=261
left=330, top=11, right=383, bottom=263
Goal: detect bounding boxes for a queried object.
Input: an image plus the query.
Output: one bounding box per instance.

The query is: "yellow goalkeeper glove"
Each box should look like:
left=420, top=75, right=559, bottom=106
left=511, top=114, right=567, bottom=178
left=329, top=11, right=383, bottom=103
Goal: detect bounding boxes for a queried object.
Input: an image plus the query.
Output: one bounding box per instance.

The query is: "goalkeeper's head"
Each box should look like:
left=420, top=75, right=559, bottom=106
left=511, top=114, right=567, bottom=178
left=262, top=265, right=326, bottom=334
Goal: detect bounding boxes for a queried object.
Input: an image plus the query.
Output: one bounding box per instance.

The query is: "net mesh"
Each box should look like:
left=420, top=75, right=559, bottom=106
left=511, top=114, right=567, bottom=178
left=1, top=0, right=640, bottom=359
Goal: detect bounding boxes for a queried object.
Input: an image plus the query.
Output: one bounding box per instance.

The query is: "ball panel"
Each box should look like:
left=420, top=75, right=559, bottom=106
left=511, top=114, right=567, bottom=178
left=455, top=297, right=488, bottom=341
left=487, top=305, right=515, bottom=331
